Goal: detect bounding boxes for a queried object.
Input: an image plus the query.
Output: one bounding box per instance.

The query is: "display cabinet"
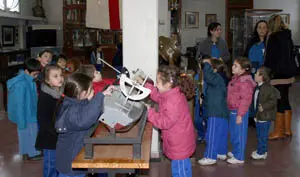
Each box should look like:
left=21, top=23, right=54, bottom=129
left=230, top=9, right=282, bottom=59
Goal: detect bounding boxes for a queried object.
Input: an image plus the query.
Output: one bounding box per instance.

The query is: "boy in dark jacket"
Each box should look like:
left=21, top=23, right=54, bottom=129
left=251, top=67, right=280, bottom=160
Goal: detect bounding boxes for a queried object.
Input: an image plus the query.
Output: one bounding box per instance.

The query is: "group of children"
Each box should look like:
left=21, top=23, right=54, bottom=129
left=7, top=47, right=279, bottom=177
left=138, top=57, right=278, bottom=177
left=7, top=49, right=114, bottom=177
left=196, top=57, right=279, bottom=166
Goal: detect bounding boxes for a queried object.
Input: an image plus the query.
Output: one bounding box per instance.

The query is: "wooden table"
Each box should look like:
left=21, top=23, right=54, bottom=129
left=72, top=123, right=153, bottom=177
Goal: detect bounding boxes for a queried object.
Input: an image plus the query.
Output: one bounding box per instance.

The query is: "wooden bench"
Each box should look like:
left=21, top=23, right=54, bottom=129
left=72, top=122, right=153, bottom=177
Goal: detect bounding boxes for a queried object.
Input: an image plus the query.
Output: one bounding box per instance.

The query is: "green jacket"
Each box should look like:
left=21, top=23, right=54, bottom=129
left=255, top=83, right=280, bottom=121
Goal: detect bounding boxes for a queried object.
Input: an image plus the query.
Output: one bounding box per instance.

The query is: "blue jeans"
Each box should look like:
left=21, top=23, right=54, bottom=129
left=229, top=110, right=249, bottom=161
left=43, top=149, right=58, bottom=177
left=256, top=121, right=271, bottom=155
left=171, top=158, right=192, bottom=177
left=204, top=117, right=228, bottom=160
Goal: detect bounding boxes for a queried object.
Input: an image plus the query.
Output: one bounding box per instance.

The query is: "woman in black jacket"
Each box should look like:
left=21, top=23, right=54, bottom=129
left=264, top=15, right=296, bottom=140
left=36, top=65, right=64, bottom=177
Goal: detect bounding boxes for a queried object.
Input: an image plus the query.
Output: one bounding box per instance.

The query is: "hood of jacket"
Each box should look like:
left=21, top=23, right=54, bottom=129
left=7, top=70, right=34, bottom=90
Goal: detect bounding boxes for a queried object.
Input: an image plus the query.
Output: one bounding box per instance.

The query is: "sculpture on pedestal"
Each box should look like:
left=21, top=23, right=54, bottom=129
left=32, top=0, right=45, bottom=18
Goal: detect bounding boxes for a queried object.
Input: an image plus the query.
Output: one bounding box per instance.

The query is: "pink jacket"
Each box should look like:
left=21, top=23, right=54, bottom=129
left=146, top=83, right=196, bottom=160
left=227, top=75, right=256, bottom=117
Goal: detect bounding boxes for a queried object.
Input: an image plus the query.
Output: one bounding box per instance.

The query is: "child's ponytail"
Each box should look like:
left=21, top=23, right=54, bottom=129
left=158, top=65, right=195, bottom=100
left=179, top=74, right=195, bottom=100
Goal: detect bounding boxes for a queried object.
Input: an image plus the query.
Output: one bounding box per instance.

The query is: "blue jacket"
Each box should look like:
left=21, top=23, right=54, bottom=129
left=203, top=63, right=229, bottom=119
left=7, top=70, right=38, bottom=129
left=248, top=42, right=265, bottom=67
left=55, top=93, right=104, bottom=175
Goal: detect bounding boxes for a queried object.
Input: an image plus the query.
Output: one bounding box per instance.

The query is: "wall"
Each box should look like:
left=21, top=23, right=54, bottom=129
left=0, top=0, right=41, bottom=50
left=181, top=0, right=226, bottom=52
left=158, top=0, right=170, bottom=37
left=254, top=0, right=300, bottom=44
left=43, top=0, right=64, bottom=47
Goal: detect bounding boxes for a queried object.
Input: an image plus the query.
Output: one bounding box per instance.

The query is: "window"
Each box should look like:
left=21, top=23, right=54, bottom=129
left=0, top=0, right=20, bottom=13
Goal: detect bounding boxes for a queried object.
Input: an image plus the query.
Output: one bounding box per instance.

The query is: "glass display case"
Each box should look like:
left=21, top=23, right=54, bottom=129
left=230, top=9, right=282, bottom=59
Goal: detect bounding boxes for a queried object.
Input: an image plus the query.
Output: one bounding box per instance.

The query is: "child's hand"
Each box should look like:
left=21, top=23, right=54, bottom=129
left=144, top=103, right=151, bottom=110
left=103, top=85, right=115, bottom=96
left=258, top=104, right=264, bottom=112
left=135, top=76, right=144, bottom=84
left=236, top=115, right=242, bottom=124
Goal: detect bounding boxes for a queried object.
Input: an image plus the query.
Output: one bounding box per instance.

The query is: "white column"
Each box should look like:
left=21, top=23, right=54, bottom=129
left=123, top=0, right=160, bottom=158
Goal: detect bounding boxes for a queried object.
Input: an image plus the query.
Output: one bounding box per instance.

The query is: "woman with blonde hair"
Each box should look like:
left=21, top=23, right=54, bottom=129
left=264, top=14, right=296, bottom=140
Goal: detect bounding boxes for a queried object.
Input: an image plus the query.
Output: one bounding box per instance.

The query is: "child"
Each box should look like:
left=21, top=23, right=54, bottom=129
left=198, top=59, right=229, bottom=165
left=35, top=65, right=64, bottom=177
left=251, top=67, right=279, bottom=160
left=78, top=64, right=115, bottom=94
left=38, top=50, right=53, bottom=68
left=65, top=58, right=81, bottom=77
left=55, top=73, right=114, bottom=177
left=37, top=50, right=54, bottom=91
left=7, top=59, right=42, bottom=160
left=90, top=45, right=104, bottom=72
left=138, top=65, right=196, bottom=177
left=227, top=57, right=256, bottom=164
left=53, top=54, right=68, bottom=71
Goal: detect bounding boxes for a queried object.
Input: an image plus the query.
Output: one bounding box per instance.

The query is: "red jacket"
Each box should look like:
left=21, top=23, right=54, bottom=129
left=227, top=75, right=256, bottom=117
left=146, top=83, right=196, bottom=160
left=93, top=79, right=115, bottom=95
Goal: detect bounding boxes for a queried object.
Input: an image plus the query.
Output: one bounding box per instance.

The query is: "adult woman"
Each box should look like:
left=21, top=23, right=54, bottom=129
left=264, top=15, right=296, bottom=140
left=244, top=20, right=268, bottom=73
left=195, top=22, right=230, bottom=63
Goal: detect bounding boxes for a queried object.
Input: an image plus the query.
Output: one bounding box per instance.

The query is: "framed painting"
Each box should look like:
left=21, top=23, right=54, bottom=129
left=205, top=14, right=217, bottom=26
left=2, top=26, right=15, bottom=46
left=185, top=12, right=199, bottom=28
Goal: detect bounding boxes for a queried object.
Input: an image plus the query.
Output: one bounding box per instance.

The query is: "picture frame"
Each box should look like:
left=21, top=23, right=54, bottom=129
left=2, top=26, right=15, bottom=46
left=185, top=12, right=199, bottom=28
left=205, top=14, right=217, bottom=27
left=280, top=14, right=290, bottom=25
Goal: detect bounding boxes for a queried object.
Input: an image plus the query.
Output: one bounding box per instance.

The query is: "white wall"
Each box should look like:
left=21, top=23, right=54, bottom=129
left=254, top=0, right=300, bottom=44
left=181, top=0, right=226, bottom=52
left=43, top=0, right=64, bottom=46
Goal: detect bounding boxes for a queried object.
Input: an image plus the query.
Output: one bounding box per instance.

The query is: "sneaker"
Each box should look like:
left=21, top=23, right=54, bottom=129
left=251, top=151, right=267, bottom=160
left=227, top=152, right=234, bottom=158
left=226, top=157, right=244, bottom=164
left=217, top=154, right=227, bottom=160
left=197, top=158, right=217, bottom=166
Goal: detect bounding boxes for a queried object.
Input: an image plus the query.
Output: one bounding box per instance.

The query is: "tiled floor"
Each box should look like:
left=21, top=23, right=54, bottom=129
left=1, top=81, right=300, bottom=177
